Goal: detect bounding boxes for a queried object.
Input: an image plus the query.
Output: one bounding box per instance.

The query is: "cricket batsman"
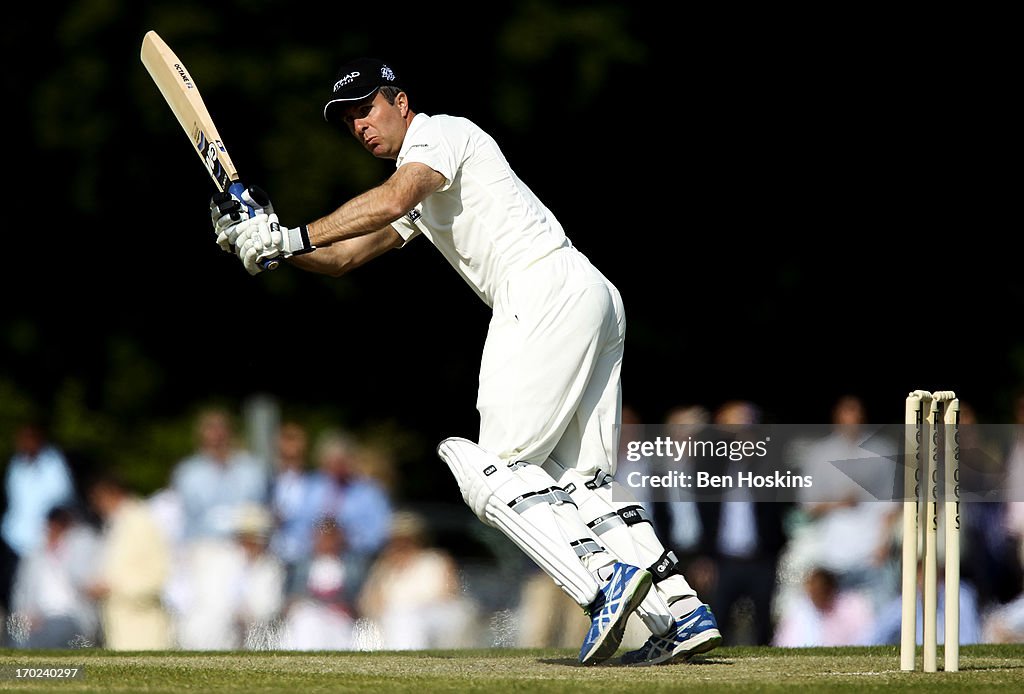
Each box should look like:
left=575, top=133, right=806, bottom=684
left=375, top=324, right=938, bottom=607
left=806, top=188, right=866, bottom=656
left=211, top=58, right=721, bottom=665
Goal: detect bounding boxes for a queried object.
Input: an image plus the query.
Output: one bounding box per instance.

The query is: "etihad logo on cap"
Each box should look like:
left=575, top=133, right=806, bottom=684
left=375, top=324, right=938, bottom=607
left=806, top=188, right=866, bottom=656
left=333, top=71, right=360, bottom=92
left=381, top=65, right=395, bottom=81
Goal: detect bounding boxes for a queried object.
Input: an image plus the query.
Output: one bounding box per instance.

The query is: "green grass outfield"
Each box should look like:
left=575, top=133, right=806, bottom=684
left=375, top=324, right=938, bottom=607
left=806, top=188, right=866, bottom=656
left=2, top=646, right=1023, bottom=692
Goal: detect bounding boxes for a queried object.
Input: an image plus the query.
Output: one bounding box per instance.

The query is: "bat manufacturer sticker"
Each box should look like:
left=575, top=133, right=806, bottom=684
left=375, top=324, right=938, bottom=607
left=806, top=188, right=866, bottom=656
left=174, top=63, right=194, bottom=89
left=192, top=129, right=229, bottom=190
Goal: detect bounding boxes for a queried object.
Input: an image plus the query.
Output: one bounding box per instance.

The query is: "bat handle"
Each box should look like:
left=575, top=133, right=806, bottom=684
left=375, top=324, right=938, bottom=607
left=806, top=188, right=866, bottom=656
left=227, top=182, right=279, bottom=271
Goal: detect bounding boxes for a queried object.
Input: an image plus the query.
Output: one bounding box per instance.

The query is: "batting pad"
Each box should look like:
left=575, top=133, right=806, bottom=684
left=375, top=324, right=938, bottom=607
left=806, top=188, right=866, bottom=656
left=437, top=437, right=604, bottom=607
left=552, top=465, right=699, bottom=635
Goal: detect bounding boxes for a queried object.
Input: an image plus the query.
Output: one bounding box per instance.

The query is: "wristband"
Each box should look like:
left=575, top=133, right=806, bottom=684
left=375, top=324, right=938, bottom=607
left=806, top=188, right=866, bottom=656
left=274, top=220, right=316, bottom=257
left=290, top=224, right=316, bottom=256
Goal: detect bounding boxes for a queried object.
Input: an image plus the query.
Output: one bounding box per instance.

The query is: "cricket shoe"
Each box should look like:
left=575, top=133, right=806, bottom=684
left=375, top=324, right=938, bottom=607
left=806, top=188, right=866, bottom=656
left=620, top=603, right=722, bottom=665
left=578, top=562, right=653, bottom=665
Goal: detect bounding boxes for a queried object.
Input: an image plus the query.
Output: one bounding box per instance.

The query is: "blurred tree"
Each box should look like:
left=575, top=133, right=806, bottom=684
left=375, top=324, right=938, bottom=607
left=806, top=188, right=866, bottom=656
left=495, top=1, right=646, bottom=130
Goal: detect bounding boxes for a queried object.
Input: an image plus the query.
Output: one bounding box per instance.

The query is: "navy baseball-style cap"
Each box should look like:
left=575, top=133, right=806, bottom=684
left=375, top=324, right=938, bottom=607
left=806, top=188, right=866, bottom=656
left=323, top=58, right=402, bottom=124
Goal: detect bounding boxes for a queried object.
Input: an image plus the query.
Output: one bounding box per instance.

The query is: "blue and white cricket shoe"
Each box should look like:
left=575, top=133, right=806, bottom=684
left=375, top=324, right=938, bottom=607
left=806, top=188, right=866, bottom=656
left=620, top=603, right=722, bottom=665
left=578, top=562, right=653, bottom=665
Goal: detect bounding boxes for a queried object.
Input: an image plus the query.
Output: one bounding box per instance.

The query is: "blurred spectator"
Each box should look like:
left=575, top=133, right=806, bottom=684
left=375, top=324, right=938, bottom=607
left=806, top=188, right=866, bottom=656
left=233, top=505, right=287, bottom=650
left=175, top=504, right=285, bottom=650
left=1006, top=391, right=1024, bottom=569
left=86, top=475, right=171, bottom=650
left=1, top=423, right=75, bottom=622
left=306, top=431, right=391, bottom=600
left=977, top=390, right=1024, bottom=643
left=9, top=506, right=99, bottom=648
left=697, top=401, right=789, bottom=645
left=269, top=423, right=314, bottom=594
left=145, top=486, right=190, bottom=637
left=959, top=401, right=1022, bottom=607
left=657, top=405, right=709, bottom=565
left=516, top=571, right=589, bottom=648
left=983, top=592, right=1024, bottom=643
left=870, top=565, right=981, bottom=646
left=356, top=442, right=398, bottom=497
left=358, top=511, right=477, bottom=650
left=957, top=402, right=1007, bottom=493
left=280, top=517, right=355, bottom=650
left=792, top=396, right=896, bottom=603
left=773, top=567, right=873, bottom=647
left=172, top=408, right=268, bottom=541
left=147, top=487, right=185, bottom=552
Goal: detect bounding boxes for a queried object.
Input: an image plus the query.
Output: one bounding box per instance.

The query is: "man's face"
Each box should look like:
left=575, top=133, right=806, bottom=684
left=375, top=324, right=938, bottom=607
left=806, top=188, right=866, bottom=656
left=341, top=91, right=408, bottom=159
left=89, top=486, right=115, bottom=518
left=199, top=412, right=231, bottom=451
left=14, top=426, right=43, bottom=457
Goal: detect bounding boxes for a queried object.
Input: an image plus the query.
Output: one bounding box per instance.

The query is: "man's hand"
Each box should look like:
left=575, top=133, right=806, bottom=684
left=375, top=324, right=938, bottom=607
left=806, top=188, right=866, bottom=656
left=234, top=213, right=315, bottom=275
left=209, top=186, right=274, bottom=253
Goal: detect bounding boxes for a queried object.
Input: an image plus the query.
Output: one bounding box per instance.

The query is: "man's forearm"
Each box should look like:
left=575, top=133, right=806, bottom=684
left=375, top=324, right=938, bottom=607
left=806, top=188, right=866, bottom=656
left=307, top=163, right=445, bottom=247
left=286, top=244, right=352, bottom=276
left=288, top=226, right=403, bottom=277
left=307, top=184, right=406, bottom=247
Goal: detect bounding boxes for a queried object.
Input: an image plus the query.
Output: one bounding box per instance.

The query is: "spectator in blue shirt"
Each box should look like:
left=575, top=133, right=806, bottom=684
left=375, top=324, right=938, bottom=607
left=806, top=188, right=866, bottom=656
left=171, top=408, right=268, bottom=541
left=1, top=423, right=75, bottom=624
left=306, top=431, right=391, bottom=600
left=268, top=422, right=315, bottom=593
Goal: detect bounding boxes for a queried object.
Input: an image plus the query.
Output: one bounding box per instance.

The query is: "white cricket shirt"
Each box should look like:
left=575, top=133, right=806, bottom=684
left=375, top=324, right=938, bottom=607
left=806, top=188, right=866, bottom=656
left=390, top=113, right=570, bottom=307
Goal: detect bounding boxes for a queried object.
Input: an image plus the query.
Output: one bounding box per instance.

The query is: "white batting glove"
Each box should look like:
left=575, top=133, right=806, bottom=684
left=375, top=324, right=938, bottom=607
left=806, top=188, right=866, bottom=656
left=209, top=186, right=274, bottom=253
left=234, top=213, right=315, bottom=275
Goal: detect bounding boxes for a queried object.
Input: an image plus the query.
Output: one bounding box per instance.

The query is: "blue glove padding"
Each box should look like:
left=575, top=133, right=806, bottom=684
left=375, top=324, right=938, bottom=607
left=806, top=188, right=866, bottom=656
left=210, top=185, right=274, bottom=253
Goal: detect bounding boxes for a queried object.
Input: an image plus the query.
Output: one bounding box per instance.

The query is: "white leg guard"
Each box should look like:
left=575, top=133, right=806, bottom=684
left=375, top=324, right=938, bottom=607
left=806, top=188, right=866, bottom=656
left=549, top=463, right=700, bottom=635
left=438, top=437, right=612, bottom=608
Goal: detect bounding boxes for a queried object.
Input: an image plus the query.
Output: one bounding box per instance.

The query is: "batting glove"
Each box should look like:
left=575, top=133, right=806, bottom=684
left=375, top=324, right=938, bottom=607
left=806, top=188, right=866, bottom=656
left=210, top=185, right=274, bottom=253
left=234, top=213, right=315, bottom=275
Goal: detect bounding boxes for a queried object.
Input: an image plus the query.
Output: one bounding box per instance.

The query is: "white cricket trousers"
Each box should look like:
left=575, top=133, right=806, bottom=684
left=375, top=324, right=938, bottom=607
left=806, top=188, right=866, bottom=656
left=477, top=246, right=625, bottom=476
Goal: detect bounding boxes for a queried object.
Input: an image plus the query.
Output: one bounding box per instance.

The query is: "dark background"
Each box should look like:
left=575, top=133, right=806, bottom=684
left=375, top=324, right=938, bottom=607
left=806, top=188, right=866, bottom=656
left=1, top=1, right=1018, bottom=500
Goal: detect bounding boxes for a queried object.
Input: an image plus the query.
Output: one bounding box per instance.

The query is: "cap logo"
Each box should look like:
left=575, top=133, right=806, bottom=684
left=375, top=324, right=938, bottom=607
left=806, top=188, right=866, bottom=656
left=381, top=65, right=395, bottom=82
left=333, top=71, right=360, bottom=92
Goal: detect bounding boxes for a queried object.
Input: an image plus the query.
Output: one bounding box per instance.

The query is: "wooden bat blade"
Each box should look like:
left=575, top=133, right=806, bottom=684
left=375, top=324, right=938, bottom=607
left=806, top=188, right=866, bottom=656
left=140, top=31, right=279, bottom=271
left=140, top=30, right=239, bottom=192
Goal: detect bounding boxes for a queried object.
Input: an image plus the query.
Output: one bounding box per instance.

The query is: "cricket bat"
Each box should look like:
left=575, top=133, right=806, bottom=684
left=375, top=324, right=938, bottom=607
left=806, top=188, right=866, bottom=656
left=140, top=30, right=278, bottom=270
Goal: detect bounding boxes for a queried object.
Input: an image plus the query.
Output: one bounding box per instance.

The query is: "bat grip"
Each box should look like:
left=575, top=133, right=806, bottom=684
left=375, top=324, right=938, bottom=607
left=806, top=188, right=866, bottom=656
left=227, top=182, right=278, bottom=271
